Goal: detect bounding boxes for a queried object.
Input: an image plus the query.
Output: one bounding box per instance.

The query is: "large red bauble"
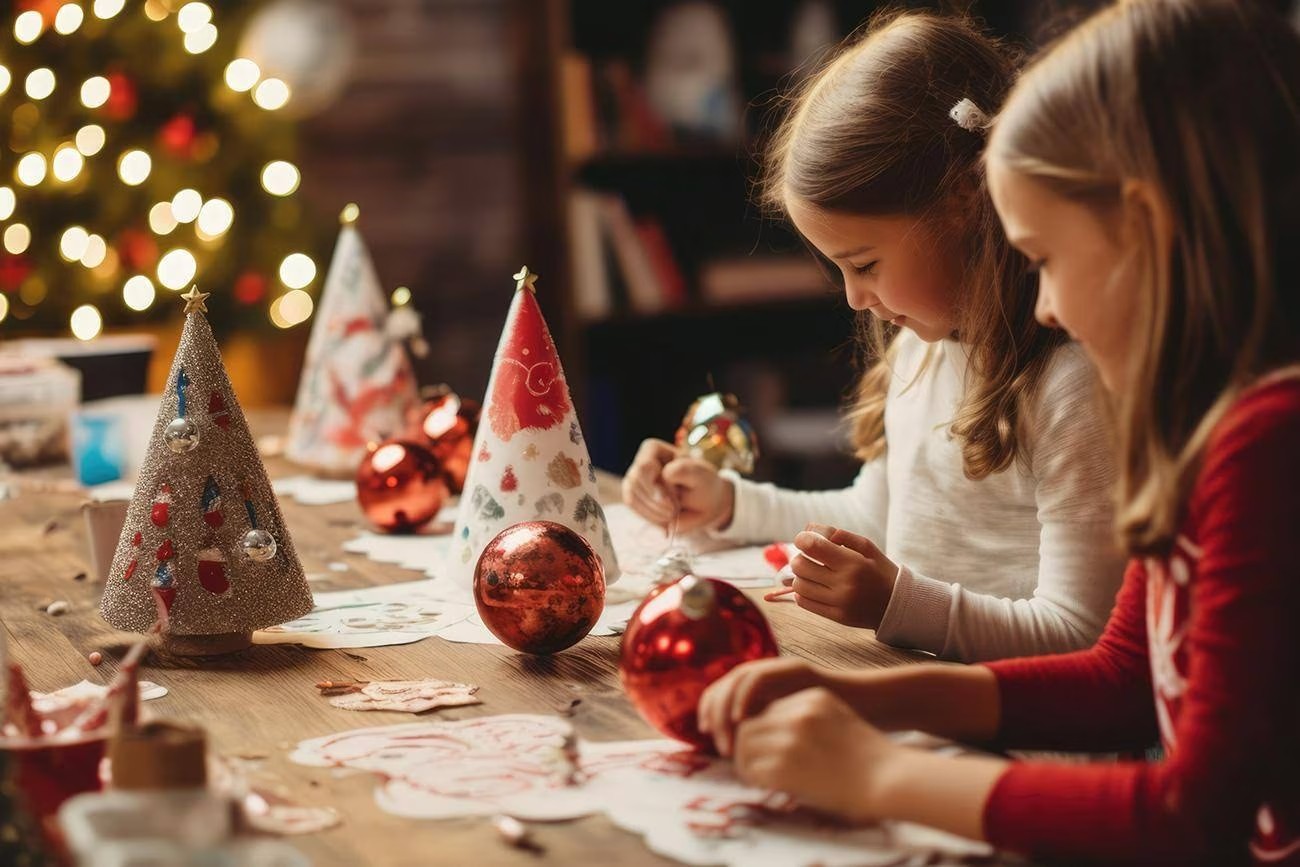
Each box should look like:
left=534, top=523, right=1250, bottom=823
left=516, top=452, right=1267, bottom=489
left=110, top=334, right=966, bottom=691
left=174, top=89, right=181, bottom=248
left=405, top=388, right=480, bottom=494
left=620, top=574, right=779, bottom=751
left=473, top=521, right=605, bottom=655
left=355, top=439, right=449, bottom=533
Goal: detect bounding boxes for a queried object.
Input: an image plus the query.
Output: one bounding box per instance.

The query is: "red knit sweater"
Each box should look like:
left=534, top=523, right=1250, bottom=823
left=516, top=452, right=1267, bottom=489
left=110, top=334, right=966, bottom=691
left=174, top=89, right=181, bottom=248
left=981, top=377, right=1300, bottom=865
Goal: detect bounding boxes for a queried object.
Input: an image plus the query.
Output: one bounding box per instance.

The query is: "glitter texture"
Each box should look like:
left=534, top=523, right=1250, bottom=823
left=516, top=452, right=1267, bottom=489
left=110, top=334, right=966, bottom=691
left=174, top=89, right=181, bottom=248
left=100, top=309, right=314, bottom=636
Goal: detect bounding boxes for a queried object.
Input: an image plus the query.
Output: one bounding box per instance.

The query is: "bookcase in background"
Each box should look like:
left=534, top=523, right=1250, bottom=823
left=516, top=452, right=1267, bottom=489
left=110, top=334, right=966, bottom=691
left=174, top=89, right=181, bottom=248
left=514, top=0, right=1109, bottom=489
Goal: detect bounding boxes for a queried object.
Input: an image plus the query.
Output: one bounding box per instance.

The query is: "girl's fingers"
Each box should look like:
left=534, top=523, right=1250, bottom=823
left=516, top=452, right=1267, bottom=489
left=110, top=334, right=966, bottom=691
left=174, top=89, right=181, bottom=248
left=628, top=489, right=675, bottom=525
left=827, top=527, right=882, bottom=559
left=790, top=576, right=837, bottom=605
left=794, top=592, right=843, bottom=622
left=789, top=553, right=834, bottom=588
left=793, top=531, right=852, bottom=569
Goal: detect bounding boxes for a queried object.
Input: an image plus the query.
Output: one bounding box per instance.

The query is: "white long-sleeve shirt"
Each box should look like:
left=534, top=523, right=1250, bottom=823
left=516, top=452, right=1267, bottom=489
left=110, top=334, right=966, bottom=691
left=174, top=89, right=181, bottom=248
left=714, top=331, right=1125, bottom=663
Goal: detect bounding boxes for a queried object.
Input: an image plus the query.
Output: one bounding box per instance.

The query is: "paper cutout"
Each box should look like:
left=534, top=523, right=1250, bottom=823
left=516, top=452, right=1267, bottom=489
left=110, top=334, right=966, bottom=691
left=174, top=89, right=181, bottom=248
left=291, top=714, right=994, bottom=866
left=272, top=475, right=359, bottom=506
left=322, top=680, right=481, bottom=714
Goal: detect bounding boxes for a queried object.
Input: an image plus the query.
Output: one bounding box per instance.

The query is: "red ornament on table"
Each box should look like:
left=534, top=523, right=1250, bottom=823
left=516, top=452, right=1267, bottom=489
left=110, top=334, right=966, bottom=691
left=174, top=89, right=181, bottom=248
left=473, top=521, right=605, bottom=654
left=355, top=439, right=448, bottom=533
left=620, top=574, right=779, bottom=751
left=405, top=387, right=480, bottom=495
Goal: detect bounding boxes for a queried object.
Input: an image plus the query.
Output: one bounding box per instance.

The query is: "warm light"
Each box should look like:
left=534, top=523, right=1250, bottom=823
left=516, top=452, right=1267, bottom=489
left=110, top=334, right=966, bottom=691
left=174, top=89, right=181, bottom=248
left=157, top=248, right=197, bottom=289
left=20, top=279, right=45, bottom=306
left=60, top=226, right=89, bottom=261
left=196, top=198, right=233, bottom=238
left=0, top=294, right=9, bottom=323
left=223, top=58, right=259, bottom=92
left=279, top=253, right=316, bottom=289
left=259, top=160, right=299, bottom=196
left=391, top=286, right=412, bottom=307
left=148, top=202, right=177, bottom=235
left=52, top=146, right=84, bottom=183
left=80, top=234, right=107, bottom=268
left=117, top=150, right=151, bottom=185
left=271, top=289, right=313, bottom=328
left=70, top=304, right=102, bottom=340
left=14, top=11, right=44, bottom=43
left=123, top=275, right=155, bottom=311
left=25, top=68, right=55, bottom=101
left=0, top=66, right=10, bottom=96
left=3, top=223, right=30, bottom=254
left=170, top=188, right=202, bottom=223
left=0, top=188, right=15, bottom=221
left=183, top=22, right=217, bottom=54
left=176, top=2, right=211, bottom=32
left=80, top=75, right=110, bottom=108
left=16, top=153, right=47, bottom=187
left=143, top=0, right=167, bottom=21
left=54, top=4, right=85, bottom=34
left=75, top=124, right=105, bottom=156
left=93, top=0, right=125, bottom=18
left=252, top=78, right=290, bottom=111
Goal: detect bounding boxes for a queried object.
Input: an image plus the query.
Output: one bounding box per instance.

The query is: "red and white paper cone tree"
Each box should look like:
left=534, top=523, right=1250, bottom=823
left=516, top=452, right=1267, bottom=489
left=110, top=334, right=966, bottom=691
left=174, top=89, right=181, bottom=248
left=285, top=204, right=417, bottom=475
left=448, top=267, right=621, bottom=588
left=100, top=288, right=314, bottom=655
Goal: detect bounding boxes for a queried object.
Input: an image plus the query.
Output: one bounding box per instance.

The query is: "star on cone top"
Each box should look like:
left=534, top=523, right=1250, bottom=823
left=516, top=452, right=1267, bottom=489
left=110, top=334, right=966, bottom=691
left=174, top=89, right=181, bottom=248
left=181, top=285, right=210, bottom=314
left=513, top=266, right=538, bottom=293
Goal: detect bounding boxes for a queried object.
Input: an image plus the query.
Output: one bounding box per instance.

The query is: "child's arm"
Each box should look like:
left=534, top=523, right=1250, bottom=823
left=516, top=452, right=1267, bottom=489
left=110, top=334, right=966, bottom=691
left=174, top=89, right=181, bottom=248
left=711, top=458, right=889, bottom=546
left=873, top=346, right=1125, bottom=661
left=982, top=384, right=1300, bottom=863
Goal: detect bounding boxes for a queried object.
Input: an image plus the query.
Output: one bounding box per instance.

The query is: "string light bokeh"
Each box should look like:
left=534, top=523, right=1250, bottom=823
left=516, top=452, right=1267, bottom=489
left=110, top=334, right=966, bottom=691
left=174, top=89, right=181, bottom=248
left=0, top=0, right=327, bottom=338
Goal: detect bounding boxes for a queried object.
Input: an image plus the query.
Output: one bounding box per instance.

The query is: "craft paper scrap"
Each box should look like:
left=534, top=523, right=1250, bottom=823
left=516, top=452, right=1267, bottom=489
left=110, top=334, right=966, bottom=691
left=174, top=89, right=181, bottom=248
left=253, top=581, right=471, bottom=649
left=272, top=476, right=362, bottom=506
left=321, top=679, right=481, bottom=714
left=32, top=680, right=168, bottom=710
left=291, top=714, right=996, bottom=867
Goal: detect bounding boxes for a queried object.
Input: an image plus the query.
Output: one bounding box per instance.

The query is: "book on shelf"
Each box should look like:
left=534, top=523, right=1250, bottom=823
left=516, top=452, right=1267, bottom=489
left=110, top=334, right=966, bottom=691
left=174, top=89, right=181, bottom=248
left=568, top=190, right=689, bottom=320
left=698, top=256, right=828, bottom=305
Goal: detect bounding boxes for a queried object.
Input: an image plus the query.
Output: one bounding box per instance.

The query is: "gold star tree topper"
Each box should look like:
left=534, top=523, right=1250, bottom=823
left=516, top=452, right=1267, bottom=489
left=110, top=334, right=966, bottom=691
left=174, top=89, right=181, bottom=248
left=181, top=285, right=210, bottom=314
left=513, top=265, right=538, bottom=293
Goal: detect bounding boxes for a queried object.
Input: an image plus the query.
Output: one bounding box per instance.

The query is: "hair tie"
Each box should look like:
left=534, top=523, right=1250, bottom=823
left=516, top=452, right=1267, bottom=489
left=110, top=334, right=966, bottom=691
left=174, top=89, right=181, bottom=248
left=949, top=98, right=991, bottom=135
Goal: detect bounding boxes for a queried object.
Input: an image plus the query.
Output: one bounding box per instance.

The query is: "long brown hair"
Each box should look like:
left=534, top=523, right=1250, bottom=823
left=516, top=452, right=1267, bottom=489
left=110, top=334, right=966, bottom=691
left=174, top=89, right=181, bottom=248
left=988, top=0, right=1300, bottom=553
left=762, top=10, right=1065, bottom=477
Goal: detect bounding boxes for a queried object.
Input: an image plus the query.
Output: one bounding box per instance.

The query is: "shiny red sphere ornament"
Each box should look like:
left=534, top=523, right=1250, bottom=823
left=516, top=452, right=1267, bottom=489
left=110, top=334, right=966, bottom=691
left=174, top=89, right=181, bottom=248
left=405, top=387, right=480, bottom=494
left=473, top=521, right=606, bottom=654
left=620, top=574, right=779, bottom=750
left=355, top=438, right=449, bottom=533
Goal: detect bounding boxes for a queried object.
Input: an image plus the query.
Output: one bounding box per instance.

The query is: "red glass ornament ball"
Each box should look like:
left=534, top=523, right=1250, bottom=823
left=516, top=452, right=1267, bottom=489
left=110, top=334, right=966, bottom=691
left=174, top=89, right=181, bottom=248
left=355, top=439, right=449, bottom=533
left=406, top=390, right=480, bottom=495
left=620, top=574, right=779, bottom=751
left=473, top=521, right=606, bottom=655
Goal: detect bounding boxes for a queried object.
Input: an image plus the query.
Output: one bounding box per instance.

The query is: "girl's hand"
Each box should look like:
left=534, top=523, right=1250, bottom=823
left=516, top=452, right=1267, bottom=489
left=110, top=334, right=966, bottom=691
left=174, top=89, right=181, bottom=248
left=732, top=687, right=899, bottom=823
left=698, top=658, right=827, bottom=757
left=621, top=438, right=735, bottom=533
left=622, top=439, right=678, bottom=526
left=787, top=523, right=899, bottom=628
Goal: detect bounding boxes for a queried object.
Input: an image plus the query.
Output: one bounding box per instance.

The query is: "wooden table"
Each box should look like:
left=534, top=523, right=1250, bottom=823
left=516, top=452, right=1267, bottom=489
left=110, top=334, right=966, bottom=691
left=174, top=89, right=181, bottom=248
left=0, top=414, right=927, bottom=867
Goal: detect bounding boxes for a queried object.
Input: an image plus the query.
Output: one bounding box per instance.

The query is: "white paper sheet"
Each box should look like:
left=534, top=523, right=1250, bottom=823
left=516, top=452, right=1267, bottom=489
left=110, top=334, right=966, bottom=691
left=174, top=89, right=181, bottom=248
left=291, top=714, right=996, bottom=867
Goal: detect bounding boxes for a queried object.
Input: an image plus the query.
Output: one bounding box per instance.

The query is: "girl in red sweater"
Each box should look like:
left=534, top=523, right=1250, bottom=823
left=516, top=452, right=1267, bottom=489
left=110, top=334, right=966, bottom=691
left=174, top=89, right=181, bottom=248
left=697, top=1, right=1300, bottom=863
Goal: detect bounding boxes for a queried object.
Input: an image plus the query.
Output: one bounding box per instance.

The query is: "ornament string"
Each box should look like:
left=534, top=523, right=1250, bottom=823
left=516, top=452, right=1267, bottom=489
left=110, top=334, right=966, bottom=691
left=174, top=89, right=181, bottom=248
left=176, top=367, right=190, bottom=417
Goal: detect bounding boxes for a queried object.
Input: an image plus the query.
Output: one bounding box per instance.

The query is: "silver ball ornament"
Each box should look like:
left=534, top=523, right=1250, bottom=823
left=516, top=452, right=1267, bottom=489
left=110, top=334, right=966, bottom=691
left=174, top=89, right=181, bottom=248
left=164, top=417, right=200, bottom=454
left=241, top=528, right=278, bottom=562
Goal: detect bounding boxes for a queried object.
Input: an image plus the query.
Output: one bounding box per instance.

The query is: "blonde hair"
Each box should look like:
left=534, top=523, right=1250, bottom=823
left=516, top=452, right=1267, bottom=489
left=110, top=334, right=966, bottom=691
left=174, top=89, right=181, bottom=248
left=988, top=0, right=1300, bottom=553
left=762, top=10, right=1065, bottom=478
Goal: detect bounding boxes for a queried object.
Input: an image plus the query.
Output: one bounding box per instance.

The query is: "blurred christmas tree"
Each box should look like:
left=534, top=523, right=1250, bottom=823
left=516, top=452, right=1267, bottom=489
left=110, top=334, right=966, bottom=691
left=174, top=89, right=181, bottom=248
left=0, top=0, right=339, bottom=338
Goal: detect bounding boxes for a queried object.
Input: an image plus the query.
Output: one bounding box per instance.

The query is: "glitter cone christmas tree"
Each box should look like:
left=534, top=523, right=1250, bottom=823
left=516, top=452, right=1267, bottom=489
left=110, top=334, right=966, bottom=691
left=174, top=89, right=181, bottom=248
left=99, top=287, right=313, bottom=655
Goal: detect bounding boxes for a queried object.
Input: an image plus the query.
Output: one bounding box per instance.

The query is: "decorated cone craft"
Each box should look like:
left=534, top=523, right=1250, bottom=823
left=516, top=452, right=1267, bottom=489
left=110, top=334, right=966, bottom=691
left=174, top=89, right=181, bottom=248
left=100, top=288, right=314, bottom=655
left=285, top=204, right=417, bottom=475
left=448, top=267, right=620, bottom=588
